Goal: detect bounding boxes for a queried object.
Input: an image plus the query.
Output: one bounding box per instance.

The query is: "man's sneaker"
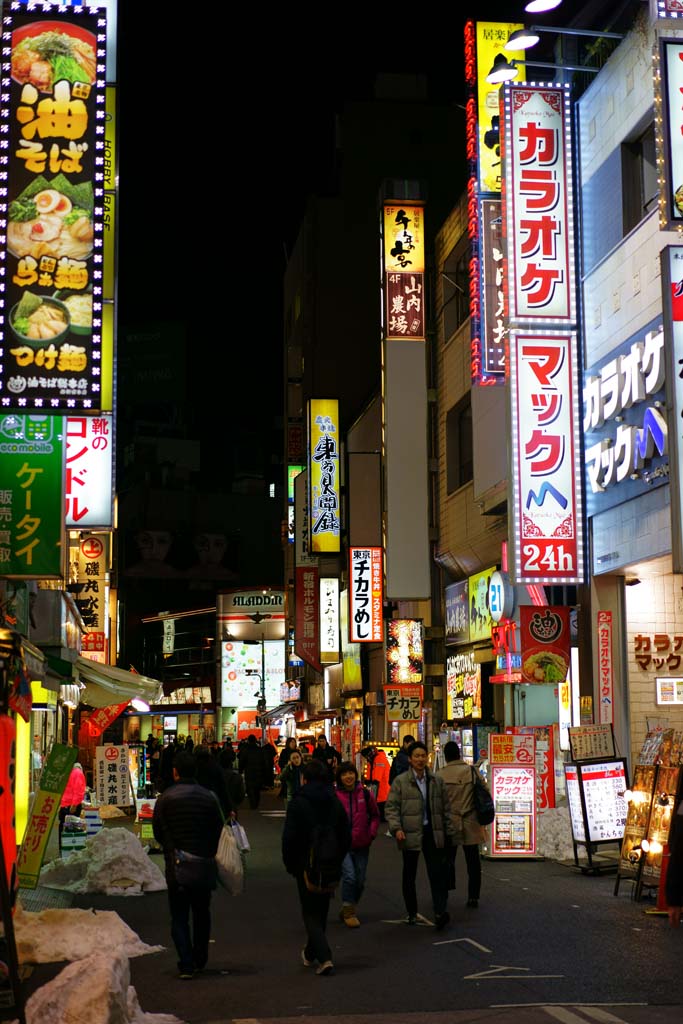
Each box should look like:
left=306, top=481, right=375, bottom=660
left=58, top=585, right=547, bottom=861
left=315, top=960, right=334, bottom=976
left=404, top=914, right=417, bottom=925
left=178, top=969, right=194, bottom=980
left=435, top=911, right=450, bottom=931
left=301, top=949, right=315, bottom=967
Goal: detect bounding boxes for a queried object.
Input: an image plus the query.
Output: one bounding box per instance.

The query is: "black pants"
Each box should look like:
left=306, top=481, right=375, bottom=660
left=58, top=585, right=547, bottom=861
left=246, top=781, right=261, bottom=809
left=401, top=825, right=448, bottom=918
left=295, top=873, right=332, bottom=964
left=167, top=883, right=213, bottom=973
left=446, top=842, right=481, bottom=900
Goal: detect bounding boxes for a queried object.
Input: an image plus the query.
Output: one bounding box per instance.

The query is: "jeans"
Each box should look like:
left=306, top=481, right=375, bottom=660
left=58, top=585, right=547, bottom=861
left=446, top=842, right=481, bottom=900
left=401, top=825, right=448, bottom=918
left=296, top=873, right=332, bottom=964
left=168, top=883, right=213, bottom=973
left=341, top=848, right=369, bottom=904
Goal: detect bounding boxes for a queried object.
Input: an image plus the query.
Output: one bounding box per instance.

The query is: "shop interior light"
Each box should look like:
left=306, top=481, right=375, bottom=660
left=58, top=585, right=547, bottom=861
left=525, top=0, right=562, bottom=11
left=130, top=698, right=150, bottom=712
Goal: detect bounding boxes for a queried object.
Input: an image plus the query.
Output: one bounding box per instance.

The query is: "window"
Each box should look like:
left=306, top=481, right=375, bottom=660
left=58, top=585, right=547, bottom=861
left=622, top=122, right=657, bottom=236
left=442, top=235, right=469, bottom=342
left=446, top=395, right=473, bottom=494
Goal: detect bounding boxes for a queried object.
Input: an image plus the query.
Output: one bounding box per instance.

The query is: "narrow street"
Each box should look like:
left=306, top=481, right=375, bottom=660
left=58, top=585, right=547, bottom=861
left=17, top=790, right=683, bottom=1024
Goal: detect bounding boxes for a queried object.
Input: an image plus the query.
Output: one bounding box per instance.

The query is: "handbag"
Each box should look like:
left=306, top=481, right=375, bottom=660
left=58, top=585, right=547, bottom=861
left=173, top=848, right=217, bottom=888
left=216, top=823, right=244, bottom=894
left=231, top=820, right=250, bottom=853
left=470, top=767, right=495, bottom=826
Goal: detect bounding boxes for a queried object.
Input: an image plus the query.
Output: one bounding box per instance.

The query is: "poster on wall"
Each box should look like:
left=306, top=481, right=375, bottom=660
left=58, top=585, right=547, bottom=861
left=94, top=744, right=130, bottom=807
left=520, top=606, right=570, bottom=684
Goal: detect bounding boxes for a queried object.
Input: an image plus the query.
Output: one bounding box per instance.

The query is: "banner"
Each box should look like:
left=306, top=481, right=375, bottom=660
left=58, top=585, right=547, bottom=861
left=520, top=606, right=570, bottom=684
left=17, top=744, right=77, bottom=888
left=86, top=701, right=128, bottom=737
left=383, top=684, right=423, bottom=722
left=294, top=566, right=322, bottom=672
left=94, top=744, right=130, bottom=806
left=386, top=619, right=423, bottom=684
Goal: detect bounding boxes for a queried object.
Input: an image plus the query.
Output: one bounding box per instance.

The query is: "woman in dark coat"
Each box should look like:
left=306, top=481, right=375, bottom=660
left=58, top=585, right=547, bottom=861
left=278, top=736, right=298, bottom=772
left=238, top=735, right=266, bottom=809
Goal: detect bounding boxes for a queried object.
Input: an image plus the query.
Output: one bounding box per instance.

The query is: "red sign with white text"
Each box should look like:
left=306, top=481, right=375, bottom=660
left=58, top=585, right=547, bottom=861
left=597, top=610, right=614, bottom=725
left=295, top=565, right=322, bottom=672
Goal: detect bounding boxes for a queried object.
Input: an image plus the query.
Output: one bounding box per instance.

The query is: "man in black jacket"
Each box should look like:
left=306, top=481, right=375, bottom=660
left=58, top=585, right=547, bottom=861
left=389, top=734, right=415, bottom=784
left=310, top=733, right=340, bottom=783
left=153, top=751, right=224, bottom=979
left=282, top=758, right=350, bottom=975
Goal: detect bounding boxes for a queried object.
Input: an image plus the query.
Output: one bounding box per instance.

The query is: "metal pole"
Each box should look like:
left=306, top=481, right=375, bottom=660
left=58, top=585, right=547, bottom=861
left=260, top=633, right=267, bottom=745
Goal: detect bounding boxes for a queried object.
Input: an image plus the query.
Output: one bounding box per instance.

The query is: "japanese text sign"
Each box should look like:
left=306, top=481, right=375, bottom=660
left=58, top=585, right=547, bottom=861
left=490, top=764, right=536, bottom=856
left=73, top=531, right=108, bottom=661
left=383, top=203, right=425, bottom=340
left=446, top=649, right=481, bottom=720
left=386, top=619, right=423, bottom=684
left=95, top=744, right=130, bottom=806
left=597, top=610, right=613, bottom=725
left=468, top=566, right=496, bottom=642
left=383, top=683, right=423, bottom=722
left=479, top=197, right=506, bottom=379
left=294, top=565, right=322, bottom=672
left=86, top=701, right=128, bottom=737
left=520, top=605, right=570, bottom=685
left=503, top=83, right=575, bottom=323
left=657, top=41, right=683, bottom=229
left=308, top=399, right=340, bottom=553
left=349, top=547, right=383, bottom=643
left=65, top=415, right=113, bottom=528
left=509, top=331, right=583, bottom=583
left=319, top=575, right=340, bottom=664
left=445, top=580, right=470, bottom=645
left=0, top=8, right=107, bottom=410
left=489, top=731, right=535, bottom=765
left=0, top=412, right=65, bottom=578
left=17, top=743, right=76, bottom=888
left=663, top=249, right=683, bottom=572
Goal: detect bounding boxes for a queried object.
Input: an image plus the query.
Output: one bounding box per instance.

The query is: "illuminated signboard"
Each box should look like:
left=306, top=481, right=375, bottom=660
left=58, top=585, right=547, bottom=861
left=509, top=331, right=583, bottom=583
left=220, top=639, right=285, bottom=708
left=503, top=83, right=575, bottom=324
left=663, top=248, right=683, bottom=573
left=469, top=565, right=496, bottom=642
left=319, top=576, right=340, bottom=664
left=349, top=546, right=383, bottom=643
left=73, top=531, right=108, bottom=662
left=445, top=580, right=470, bottom=645
left=65, top=414, right=113, bottom=528
left=657, top=40, right=683, bottom=229
left=382, top=203, right=425, bottom=341
left=0, top=7, right=107, bottom=411
left=386, top=619, right=423, bottom=684
left=308, top=399, right=340, bottom=553
left=446, top=649, right=481, bottom=720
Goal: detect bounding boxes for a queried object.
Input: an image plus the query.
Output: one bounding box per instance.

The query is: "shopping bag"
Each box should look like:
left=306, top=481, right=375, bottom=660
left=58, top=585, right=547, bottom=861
left=216, top=824, right=244, bottom=895
left=231, top=820, right=250, bottom=853
left=471, top=767, right=495, bottom=826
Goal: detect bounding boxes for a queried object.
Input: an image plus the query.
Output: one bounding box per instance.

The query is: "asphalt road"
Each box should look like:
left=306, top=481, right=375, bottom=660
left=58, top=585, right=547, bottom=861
left=21, top=789, right=683, bottom=1024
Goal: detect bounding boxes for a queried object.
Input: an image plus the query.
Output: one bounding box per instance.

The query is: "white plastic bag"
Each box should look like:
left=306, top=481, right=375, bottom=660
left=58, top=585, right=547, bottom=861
left=216, top=823, right=244, bottom=894
left=231, top=820, right=250, bottom=853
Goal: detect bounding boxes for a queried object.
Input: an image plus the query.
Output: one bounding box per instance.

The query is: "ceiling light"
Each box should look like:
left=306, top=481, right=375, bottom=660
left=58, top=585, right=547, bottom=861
left=130, top=697, right=150, bottom=712
left=486, top=55, right=520, bottom=84
left=525, top=0, right=562, bottom=11
left=505, top=27, right=540, bottom=50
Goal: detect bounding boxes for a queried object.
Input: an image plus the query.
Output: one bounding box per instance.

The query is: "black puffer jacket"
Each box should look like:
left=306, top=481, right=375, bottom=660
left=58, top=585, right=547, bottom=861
left=666, top=802, right=683, bottom=907
left=153, top=777, right=223, bottom=884
left=281, top=779, right=351, bottom=877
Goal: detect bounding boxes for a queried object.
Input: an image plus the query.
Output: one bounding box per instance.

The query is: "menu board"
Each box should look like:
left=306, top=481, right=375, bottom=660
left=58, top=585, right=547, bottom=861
left=568, top=724, right=615, bottom=762
left=565, top=763, right=585, bottom=842
left=564, top=758, right=628, bottom=845
left=490, top=764, right=537, bottom=857
left=618, top=764, right=656, bottom=878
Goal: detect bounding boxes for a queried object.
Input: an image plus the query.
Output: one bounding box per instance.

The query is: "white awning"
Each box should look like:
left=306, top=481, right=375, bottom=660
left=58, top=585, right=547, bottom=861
left=75, top=656, right=163, bottom=709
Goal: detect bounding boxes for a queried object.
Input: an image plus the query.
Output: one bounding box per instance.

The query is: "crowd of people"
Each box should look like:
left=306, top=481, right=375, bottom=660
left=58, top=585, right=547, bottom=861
left=151, top=732, right=491, bottom=980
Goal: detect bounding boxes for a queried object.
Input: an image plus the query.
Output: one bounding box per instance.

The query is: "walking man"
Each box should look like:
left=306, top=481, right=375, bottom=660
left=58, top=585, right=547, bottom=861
left=153, top=751, right=223, bottom=979
left=282, top=758, right=350, bottom=975
left=385, top=740, right=454, bottom=929
left=389, top=734, right=415, bottom=784
left=437, top=740, right=487, bottom=907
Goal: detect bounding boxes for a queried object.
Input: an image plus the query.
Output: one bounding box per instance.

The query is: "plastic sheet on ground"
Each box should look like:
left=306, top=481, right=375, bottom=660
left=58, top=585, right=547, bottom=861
left=536, top=802, right=576, bottom=862
left=13, top=904, right=164, bottom=964
left=38, top=825, right=167, bottom=895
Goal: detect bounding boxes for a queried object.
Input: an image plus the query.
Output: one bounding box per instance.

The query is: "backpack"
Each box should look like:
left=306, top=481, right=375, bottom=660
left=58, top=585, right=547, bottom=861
left=225, top=769, right=245, bottom=808
left=304, top=804, right=343, bottom=894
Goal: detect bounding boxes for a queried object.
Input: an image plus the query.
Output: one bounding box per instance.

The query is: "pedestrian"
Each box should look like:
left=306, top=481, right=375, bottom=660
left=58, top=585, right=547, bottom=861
left=389, top=734, right=415, bottom=785
left=437, top=740, right=487, bottom=908
left=152, top=750, right=223, bottom=980
left=282, top=758, right=351, bottom=976
left=238, top=734, right=266, bottom=809
left=279, top=748, right=305, bottom=802
left=219, top=747, right=245, bottom=814
left=58, top=760, right=86, bottom=853
left=335, top=761, right=380, bottom=927
left=157, top=740, right=177, bottom=793
left=385, top=740, right=454, bottom=930
left=195, top=744, right=231, bottom=819
left=221, top=739, right=236, bottom=768
left=666, top=796, right=683, bottom=927
left=262, top=739, right=277, bottom=788
left=361, top=745, right=391, bottom=822
left=311, top=733, right=340, bottom=783
left=278, top=736, right=298, bottom=772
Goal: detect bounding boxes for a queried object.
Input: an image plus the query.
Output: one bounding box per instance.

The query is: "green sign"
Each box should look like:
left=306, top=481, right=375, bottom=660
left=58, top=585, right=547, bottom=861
left=0, top=413, right=65, bottom=578
left=16, top=744, right=77, bottom=889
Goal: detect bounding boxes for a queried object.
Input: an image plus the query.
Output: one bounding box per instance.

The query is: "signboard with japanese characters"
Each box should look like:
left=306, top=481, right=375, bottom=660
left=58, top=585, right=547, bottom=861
left=489, top=731, right=535, bottom=766
left=509, top=331, right=584, bottom=584
left=0, top=7, right=107, bottom=411
left=510, top=725, right=556, bottom=811
left=386, top=619, right=423, bottom=684
left=520, top=606, right=570, bottom=685
left=294, top=565, right=322, bottom=672
left=446, top=649, right=481, bottom=720
left=657, top=40, right=683, bottom=229
left=445, top=580, right=469, bottom=645
left=308, top=399, right=340, bottom=553
left=95, top=744, right=130, bottom=806
left=383, top=683, right=423, bottom=722
left=65, top=415, right=113, bottom=528
left=662, top=248, right=683, bottom=572
left=17, top=743, right=77, bottom=888
left=85, top=701, right=128, bottom=737
left=563, top=759, right=628, bottom=845
left=568, top=724, right=616, bottom=762
left=340, top=588, right=362, bottom=692
left=633, top=632, right=683, bottom=673
left=0, top=412, right=65, bottom=578
left=349, top=547, right=383, bottom=643
left=584, top=318, right=667, bottom=520
left=597, top=610, right=614, bottom=724
left=478, top=196, right=506, bottom=380
left=319, top=576, right=340, bottom=665
left=468, top=565, right=496, bottom=642
left=503, top=83, right=574, bottom=324
left=382, top=203, right=425, bottom=341
left=72, top=531, right=108, bottom=661
left=490, top=764, right=537, bottom=857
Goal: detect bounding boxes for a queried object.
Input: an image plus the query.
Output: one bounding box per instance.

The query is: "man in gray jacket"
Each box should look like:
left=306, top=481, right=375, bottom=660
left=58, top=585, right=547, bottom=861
left=385, top=740, right=455, bottom=929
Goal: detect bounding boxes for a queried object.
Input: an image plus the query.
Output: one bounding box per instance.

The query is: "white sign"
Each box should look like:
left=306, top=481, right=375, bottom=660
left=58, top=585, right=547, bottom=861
left=573, top=760, right=628, bottom=843
left=220, top=639, right=285, bottom=708
left=65, top=415, right=114, bottom=528
left=95, top=744, right=130, bottom=806
left=319, top=576, right=340, bottom=663
left=504, top=83, right=574, bottom=323
left=349, top=547, right=383, bottom=642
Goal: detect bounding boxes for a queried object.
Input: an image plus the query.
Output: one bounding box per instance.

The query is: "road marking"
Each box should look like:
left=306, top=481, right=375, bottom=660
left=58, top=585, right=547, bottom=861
left=574, top=1008, right=633, bottom=1023
left=434, top=937, right=492, bottom=951
left=383, top=913, right=433, bottom=926
left=464, top=964, right=564, bottom=980
left=543, top=1008, right=630, bottom=1024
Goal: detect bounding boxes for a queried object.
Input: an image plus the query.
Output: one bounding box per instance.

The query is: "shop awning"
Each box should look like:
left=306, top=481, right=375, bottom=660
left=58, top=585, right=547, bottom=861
left=303, top=707, right=343, bottom=724
left=262, top=701, right=305, bottom=721
left=75, top=656, right=163, bottom=709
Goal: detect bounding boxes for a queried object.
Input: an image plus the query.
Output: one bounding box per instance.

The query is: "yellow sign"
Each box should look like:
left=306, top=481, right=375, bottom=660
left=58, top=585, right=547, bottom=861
left=104, top=86, right=117, bottom=192
left=308, top=399, right=340, bottom=553
left=101, top=303, right=114, bottom=411
left=17, top=743, right=77, bottom=888
left=476, top=22, right=525, bottom=193
left=383, top=204, right=425, bottom=274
